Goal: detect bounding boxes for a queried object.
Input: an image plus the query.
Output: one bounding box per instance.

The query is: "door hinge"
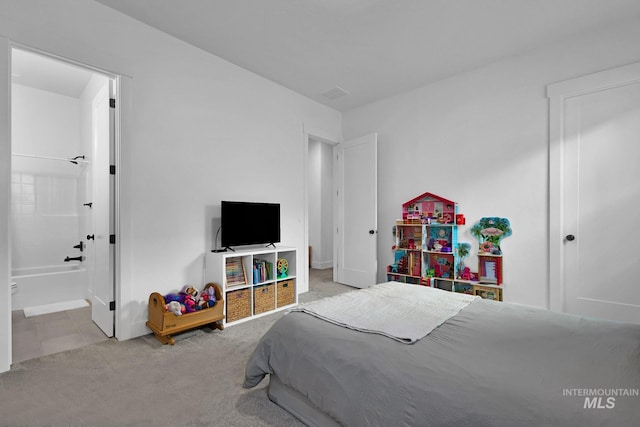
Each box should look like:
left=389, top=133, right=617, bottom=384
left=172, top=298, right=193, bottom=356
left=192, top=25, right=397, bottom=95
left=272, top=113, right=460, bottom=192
left=110, top=98, right=116, bottom=108
left=110, top=235, right=116, bottom=244
left=109, top=301, right=116, bottom=311
left=110, top=165, right=116, bottom=175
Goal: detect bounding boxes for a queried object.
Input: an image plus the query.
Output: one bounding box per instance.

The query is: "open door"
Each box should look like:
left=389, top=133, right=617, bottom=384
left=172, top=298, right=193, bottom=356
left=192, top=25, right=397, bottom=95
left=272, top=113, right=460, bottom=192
left=335, top=133, right=377, bottom=288
left=89, top=80, right=115, bottom=336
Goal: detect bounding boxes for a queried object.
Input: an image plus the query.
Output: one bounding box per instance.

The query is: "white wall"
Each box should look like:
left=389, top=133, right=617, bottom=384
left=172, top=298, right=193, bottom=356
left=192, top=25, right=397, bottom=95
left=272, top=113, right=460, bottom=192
left=11, top=85, right=81, bottom=158
left=308, top=140, right=321, bottom=267
left=343, top=18, right=640, bottom=308
left=308, top=139, right=333, bottom=269
left=319, top=141, right=334, bottom=269
left=11, top=84, right=82, bottom=270
left=0, top=0, right=342, bottom=365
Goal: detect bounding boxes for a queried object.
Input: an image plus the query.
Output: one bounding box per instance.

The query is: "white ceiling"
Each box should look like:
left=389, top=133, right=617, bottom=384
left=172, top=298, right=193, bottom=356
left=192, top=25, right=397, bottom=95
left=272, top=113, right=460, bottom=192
left=90, top=0, right=640, bottom=111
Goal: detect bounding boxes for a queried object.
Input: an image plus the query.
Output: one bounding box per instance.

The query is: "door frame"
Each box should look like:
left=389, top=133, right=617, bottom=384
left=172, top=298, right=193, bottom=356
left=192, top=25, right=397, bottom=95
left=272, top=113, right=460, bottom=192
left=1, top=36, right=11, bottom=373
left=6, top=43, right=125, bottom=354
left=547, top=61, right=640, bottom=312
left=303, top=125, right=341, bottom=290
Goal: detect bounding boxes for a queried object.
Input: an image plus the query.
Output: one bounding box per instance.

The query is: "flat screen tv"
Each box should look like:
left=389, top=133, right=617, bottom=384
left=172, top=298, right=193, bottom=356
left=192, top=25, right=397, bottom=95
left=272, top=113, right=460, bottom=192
left=220, top=201, right=280, bottom=249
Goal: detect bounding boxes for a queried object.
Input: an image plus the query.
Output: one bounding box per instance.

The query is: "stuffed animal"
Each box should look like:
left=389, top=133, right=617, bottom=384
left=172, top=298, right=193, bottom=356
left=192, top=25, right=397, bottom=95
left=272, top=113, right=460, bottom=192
left=183, top=295, right=196, bottom=313
left=197, top=294, right=209, bottom=310
left=180, top=285, right=200, bottom=302
left=165, top=301, right=182, bottom=316
left=164, top=293, right=185, bottom=304
left=198, top=286, right=216, bottom=308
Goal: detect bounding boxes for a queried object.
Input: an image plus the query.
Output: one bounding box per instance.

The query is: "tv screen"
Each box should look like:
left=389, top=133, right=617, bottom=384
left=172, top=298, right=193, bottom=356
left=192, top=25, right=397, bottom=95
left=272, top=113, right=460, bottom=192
left=220, top=201, right=281, bottom=248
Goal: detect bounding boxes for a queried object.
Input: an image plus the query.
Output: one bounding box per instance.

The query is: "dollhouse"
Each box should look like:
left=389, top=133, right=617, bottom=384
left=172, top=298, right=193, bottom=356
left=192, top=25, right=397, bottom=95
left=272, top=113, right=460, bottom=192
left=389, top=192, right=510, bottom=301
left=402, top=192, right=457, bottom=224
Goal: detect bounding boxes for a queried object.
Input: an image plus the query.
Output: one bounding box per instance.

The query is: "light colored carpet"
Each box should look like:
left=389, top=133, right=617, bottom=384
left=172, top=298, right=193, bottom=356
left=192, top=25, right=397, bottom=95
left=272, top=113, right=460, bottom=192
left=0, top=268, right=353, bottom=427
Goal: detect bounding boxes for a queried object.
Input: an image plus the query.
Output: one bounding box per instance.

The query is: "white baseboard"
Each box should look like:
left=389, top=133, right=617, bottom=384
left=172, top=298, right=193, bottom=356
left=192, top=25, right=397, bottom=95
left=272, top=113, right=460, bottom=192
left=311, top=260, right=333, bottom=270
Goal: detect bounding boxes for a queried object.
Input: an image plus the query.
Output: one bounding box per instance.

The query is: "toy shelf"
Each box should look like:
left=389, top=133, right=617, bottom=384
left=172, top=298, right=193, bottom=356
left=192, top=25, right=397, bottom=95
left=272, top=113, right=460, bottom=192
left=478, top=253, right=503, bottom=285
left=388, top=192, right=508, bottom=302
left=451, top=281, right=503, bottom=301
left=205, top=246, right=298, bottom=326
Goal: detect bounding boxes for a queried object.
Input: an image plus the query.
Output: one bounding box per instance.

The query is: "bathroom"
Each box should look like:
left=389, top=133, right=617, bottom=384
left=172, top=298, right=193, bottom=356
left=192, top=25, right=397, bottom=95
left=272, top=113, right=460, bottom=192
left=10, top=48, right=115, bottom=361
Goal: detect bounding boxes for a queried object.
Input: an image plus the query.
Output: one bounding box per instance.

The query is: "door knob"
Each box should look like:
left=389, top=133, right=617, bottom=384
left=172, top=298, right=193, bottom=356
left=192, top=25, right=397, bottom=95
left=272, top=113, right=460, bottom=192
left=369, top=230, right=376, bottom=235
left=87, top=234, right=95, bottom=240
left=565, top=234, right=575, bottom=241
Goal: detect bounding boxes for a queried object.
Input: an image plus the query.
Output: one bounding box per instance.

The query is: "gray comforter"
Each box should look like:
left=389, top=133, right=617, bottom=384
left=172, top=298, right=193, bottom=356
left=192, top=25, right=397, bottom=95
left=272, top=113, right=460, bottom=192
left=244, top=299, right=640, bottom=426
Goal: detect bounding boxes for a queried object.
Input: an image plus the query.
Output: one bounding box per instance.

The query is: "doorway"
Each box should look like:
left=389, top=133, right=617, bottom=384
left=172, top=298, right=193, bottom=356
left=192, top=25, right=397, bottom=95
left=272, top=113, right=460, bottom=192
left=307, top=137, right=335, bottom=271
left=304, top=130, right=378, bottom=290
left=10, top=48, right=115, bottom=361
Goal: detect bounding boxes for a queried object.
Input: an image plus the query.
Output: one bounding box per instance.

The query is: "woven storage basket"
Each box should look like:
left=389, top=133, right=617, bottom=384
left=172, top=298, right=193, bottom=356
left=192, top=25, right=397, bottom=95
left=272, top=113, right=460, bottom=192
left=226, top=288, right=251, bottom=323
left=253, top=284, right=275, bottom=315
left=277, top=279, right=296, bottom=307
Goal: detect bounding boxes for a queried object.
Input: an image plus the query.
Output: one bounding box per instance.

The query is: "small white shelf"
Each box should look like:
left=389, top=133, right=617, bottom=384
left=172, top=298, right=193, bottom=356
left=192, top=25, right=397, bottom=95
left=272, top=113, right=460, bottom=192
left=205, top=246, right=298, bottom=326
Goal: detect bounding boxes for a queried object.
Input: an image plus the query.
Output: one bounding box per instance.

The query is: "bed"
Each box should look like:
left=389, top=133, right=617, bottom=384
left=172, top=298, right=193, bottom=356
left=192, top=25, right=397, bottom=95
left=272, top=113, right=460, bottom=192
left=244, top=282, right=640, bottom=426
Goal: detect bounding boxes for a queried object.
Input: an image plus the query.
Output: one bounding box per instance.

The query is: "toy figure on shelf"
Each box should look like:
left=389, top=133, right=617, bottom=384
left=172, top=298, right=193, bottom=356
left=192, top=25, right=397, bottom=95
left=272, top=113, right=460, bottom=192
left=277, top=258, right=289, bottom=278
left=470, top=217, right=512, bottom=255
left=397, top=255, right=409, bottom=275
left=455, top=242, right=471, bottom=278
left=390, top=250, right=405, bottom=273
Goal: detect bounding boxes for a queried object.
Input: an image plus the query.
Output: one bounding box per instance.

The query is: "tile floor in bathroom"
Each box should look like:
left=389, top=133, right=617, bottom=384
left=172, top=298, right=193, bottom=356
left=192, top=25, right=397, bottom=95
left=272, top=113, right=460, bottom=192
left=11, top=303, right=110, bottom=363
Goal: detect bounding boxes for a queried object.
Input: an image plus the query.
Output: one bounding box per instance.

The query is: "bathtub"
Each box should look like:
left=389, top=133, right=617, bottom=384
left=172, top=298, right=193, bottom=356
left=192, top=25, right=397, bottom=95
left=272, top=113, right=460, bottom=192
left=11, top=265, right=89, bottom=310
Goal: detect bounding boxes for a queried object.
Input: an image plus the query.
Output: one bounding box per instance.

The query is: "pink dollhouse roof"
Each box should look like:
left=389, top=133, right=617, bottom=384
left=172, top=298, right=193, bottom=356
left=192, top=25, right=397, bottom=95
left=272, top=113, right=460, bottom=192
left=402, top=192, right=456, bottom=208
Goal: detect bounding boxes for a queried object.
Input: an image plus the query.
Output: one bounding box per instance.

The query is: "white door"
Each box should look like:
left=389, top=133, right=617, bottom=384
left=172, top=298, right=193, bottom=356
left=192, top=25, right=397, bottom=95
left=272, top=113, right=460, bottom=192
left=335, top=133, right=377, bottom=288
left=549, top=63, right=640, bottom=324
left=89, top=81, right=114, bottom=336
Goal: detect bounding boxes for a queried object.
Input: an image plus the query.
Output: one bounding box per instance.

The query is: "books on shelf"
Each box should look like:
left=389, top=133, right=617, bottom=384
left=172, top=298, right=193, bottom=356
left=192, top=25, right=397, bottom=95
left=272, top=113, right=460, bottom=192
left=253, top=259, right=273, bottom=284
left=225, top=257, right=246, bottom=287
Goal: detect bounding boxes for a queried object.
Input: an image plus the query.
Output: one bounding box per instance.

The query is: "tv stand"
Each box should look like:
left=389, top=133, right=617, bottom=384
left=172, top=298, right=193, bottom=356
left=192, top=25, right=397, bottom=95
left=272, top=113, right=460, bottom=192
left=205, top=246, right=297, bottom=326
left=266, top=243, right=276, bottom=249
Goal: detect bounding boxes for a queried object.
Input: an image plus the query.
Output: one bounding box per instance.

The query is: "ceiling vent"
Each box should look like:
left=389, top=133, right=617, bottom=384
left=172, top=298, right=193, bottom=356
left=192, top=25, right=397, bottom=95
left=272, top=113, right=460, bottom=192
left=321, top=86, right=350, bottom=100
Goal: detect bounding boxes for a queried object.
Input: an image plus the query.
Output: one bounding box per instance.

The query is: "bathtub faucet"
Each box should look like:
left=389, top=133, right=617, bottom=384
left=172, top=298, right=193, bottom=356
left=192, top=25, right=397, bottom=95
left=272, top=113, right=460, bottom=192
left=64, top=256, right=83, bottom=262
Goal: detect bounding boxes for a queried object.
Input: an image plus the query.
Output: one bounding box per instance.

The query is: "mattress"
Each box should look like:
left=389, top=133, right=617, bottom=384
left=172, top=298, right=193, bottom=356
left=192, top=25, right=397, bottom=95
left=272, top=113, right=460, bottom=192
left=244, top=290, right=640, bottom=426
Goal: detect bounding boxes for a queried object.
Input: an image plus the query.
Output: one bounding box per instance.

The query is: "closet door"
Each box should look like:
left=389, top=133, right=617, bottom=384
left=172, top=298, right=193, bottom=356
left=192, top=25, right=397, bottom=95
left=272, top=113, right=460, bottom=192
left=549, top=63, right=640, bottom=323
